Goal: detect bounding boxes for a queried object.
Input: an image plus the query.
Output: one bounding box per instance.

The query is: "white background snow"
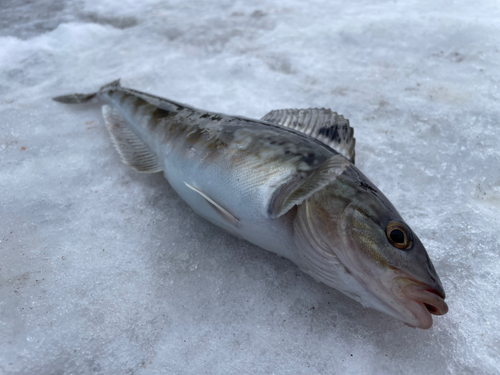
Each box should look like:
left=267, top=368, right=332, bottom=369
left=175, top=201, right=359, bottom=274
left=1, top=0, right=499, bottom=373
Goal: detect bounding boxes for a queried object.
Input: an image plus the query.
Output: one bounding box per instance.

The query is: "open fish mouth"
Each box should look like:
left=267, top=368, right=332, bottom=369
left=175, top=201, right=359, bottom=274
left=392, top=277, right=449, bottom=329
left=417, top=289, right=448, bottom=316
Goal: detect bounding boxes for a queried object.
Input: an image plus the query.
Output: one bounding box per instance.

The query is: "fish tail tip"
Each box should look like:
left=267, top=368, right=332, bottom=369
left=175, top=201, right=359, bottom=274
left=52, top=79, right=121, bottom=104
left=52, top=93, right=96, bottom=104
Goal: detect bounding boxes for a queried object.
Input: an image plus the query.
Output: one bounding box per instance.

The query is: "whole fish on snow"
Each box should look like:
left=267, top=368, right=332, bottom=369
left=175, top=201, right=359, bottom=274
left=53, top=80, right=448, bottom=329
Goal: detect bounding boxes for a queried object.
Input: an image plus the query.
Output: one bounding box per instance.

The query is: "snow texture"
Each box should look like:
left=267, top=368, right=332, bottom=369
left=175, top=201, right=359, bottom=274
left=1, top=0, right=499, bottom=374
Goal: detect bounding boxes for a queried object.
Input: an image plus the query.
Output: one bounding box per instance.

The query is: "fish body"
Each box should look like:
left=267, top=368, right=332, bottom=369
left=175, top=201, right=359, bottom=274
left=53, top=80, right=448, bottom=328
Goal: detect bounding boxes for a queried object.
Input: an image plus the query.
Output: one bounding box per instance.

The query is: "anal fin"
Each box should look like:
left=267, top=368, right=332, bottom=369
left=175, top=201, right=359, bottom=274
left=184, top=182, right=239, bottom=227
left=102, top=105, right=162, bottom=173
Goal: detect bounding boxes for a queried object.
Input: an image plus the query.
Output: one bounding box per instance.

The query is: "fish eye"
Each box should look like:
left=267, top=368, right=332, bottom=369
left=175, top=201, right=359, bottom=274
left=386, top=221, right=412, bottom=250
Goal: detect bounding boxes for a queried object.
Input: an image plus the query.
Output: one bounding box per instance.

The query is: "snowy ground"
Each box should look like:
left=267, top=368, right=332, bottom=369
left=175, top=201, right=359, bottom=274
left=1, top=0, right=499, bottom=374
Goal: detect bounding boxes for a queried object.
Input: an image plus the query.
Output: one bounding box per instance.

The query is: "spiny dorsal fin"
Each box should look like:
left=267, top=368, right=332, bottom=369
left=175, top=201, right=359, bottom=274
left=184, top=182, right=240, bottom=227
left=102, top=105, right=162, bottom=173
left=268, top=154, right=350, bottom=218
left=262, top=108, right=356, bottom=164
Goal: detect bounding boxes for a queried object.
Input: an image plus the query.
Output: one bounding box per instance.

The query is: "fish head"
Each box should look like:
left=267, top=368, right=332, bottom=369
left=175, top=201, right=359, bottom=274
left=295, top=167, right=448, bottom=329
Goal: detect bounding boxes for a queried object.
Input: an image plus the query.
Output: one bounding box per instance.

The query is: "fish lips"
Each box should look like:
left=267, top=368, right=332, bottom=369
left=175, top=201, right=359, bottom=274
left=392, top=276, right=449, bottom=329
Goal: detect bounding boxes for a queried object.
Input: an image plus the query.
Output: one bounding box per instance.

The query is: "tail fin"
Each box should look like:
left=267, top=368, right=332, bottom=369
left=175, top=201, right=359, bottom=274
left=52, top=79, right=121, bottom=104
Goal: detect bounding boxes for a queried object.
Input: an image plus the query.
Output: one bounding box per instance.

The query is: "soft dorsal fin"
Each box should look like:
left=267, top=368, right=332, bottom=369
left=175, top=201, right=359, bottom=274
left=268, top=154, right=350, bottom=218
left=102, top=105, right=163, bottom=173
left=261, top=108, right=356, bottom=164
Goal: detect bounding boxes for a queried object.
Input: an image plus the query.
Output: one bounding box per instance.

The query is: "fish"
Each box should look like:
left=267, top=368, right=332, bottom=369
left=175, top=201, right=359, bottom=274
left=53, top=79, right=448, bottom=329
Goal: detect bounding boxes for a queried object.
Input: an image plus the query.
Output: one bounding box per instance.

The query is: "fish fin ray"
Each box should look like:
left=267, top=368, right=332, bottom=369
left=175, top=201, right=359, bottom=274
left=269, top=154, right=349, bottom=218
left=102, top=105, right=162, bottom=173
left=262, top=108, right=356, bottom=164
left=184, top=182, right=239, bottom=227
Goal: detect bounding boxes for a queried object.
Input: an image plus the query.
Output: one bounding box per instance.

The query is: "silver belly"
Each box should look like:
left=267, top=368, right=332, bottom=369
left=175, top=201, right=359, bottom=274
left=162, top=149, right=298, bottom=260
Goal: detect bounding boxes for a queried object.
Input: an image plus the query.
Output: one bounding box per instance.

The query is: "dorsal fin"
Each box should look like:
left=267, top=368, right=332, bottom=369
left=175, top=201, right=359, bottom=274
left=268, top=154, right=350, bottom=218
left=261, top=108, right=356, bottom=164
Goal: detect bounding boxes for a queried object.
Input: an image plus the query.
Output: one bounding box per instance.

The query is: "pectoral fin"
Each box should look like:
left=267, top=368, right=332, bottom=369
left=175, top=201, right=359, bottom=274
left=184, top=182, right=239, bottom=227
left=262, top=108, right=356, bottom=164
left=268, top=154, right=350, bottom=218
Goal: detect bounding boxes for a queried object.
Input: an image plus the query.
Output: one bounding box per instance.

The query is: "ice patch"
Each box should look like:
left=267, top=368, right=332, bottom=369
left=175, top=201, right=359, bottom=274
left=1, top=0, right=499, bottom=374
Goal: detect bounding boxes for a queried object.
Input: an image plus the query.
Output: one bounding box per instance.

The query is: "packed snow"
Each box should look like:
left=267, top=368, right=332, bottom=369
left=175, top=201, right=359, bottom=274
left=1, top=0, right=499, bottom=373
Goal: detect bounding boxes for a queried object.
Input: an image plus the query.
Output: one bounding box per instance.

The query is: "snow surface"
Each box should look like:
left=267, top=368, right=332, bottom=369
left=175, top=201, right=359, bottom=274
left=1, top=0, right=499, bottom=374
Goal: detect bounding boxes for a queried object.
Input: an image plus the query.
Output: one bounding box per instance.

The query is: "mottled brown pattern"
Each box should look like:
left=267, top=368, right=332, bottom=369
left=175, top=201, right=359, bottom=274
left=98, top=87, right=341, bottom=199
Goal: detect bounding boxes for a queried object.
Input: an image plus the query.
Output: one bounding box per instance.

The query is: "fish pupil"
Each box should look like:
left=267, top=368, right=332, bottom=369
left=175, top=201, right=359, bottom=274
left=390, top=229, right=405, bottom=244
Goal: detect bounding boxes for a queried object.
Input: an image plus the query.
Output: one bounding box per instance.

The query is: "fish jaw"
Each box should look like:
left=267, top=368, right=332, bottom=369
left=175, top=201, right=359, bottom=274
left=352, top=269, right=449, bottom=328
left=389, top=276, right=449, bottom=329
left=341, top=262, right=449, bottom=328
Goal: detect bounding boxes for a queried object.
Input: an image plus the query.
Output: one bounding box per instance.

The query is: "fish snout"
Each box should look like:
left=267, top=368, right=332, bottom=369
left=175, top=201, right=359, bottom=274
left=407, top=286, right=449, bottom=316
left=392, top=277, right=449, bottom=328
